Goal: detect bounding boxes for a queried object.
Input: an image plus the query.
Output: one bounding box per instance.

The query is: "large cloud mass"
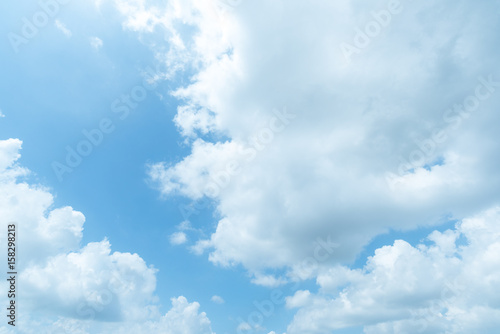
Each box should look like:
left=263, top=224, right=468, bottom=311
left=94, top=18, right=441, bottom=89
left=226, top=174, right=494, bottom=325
left=9, top=0, right=499, bottom=332
left=139, top=0, right=500, bottom=277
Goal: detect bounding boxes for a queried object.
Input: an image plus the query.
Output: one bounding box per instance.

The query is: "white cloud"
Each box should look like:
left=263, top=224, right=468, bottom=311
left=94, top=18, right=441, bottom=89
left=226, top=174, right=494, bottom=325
left=174, top=105, right=218, bottom=137
left=7, top=296, right=214, bottom=334
left=285, top=290, right=311, bottom=309
left=210, top=295, right=224, bottom=304
left=0, top=109, right=5, bottom=118
left=251, top=273, right=288, bottom=288
left=178, top=220, right=194, bottom=231
left=190, top=239, right=212, bottom=256
left=55, top=20, right=72, bottom=37
left=237, top=322, right=252, bottom=332
left=90, top=36, right=103, bottom=50
left=0, top=139, right=214, bottom=333
left=21, top=239, right=157, bottom=321
left=107, top=1, right=500, bottom=332
left=113, top=0, right=161, bottom=32
left=0, top=138, right=22, bottom=171
left=138, top=0, right=500, bottom=277
left=169, top=231, right=187, bottom=245
left=109, top=296, right=214, bottom=334
left=286, top=207, right=500, bottom=333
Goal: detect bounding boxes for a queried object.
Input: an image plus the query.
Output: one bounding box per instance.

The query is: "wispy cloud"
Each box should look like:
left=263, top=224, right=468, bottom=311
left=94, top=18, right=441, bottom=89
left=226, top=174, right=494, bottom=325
left=90, top=36, right=103, bottom=50
left=54, top=20, right=72, bottom=37
left=169, top=231, right=187, bottom=245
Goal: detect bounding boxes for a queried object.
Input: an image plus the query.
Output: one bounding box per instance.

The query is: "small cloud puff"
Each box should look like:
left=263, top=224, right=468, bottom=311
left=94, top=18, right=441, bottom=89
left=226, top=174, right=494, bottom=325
left=210, top=295, right=224, bottom=304
left=90, top=36, right=103, bottom=50
left=170, top=231, right=187, bottom=245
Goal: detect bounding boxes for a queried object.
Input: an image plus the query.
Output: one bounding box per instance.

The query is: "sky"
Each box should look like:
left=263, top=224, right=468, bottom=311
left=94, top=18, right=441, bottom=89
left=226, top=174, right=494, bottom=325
left=1, top=0, right=500, bottom=333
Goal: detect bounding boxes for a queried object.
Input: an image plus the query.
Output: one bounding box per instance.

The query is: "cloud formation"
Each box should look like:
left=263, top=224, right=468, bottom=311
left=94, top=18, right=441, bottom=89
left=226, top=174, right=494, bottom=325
left=286, top=207, right=500, bottom=333
left=89, top=36, right=103, bottom=50
left=55, top=20, right=72, bottom=37
left=0, top=139, right=214, bottom=333
left=211, top=295, right=224, bottom=304
left=136, top=0, right=500, bottom=276
left=170, top=231, right=188, bottom=245
left=94, top=0, right=500, bottom=332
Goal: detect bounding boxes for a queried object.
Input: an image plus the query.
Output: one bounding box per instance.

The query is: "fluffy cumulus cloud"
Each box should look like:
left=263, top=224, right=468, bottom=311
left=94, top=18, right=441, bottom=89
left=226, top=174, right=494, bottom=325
left=106, top=296, right=214, bottom=334
left=286, top=207, right=500, bottom=334
left=0, top=139, right=214, bottom=333
left=136, top=0, right=500, bottom=275
left=104, top=0, right=500, bottom=332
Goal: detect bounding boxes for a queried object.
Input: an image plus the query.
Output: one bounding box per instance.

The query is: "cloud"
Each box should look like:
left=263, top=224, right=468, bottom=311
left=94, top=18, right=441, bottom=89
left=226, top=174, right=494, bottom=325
left=210, top=295, right=224, bottom=304
left=105, top=1, right=500, bottom=332
left=90, top=36, right=103, bottom=50
left=7, top=296, right=215, bottom=334
left=0, top=139, right=214, bottom=333
left=0, top=109, right=5, bottom=118
left=285, top=290, right=311, bottom=309
left=0, top=138, right=22, bottom=171
left=112, top=0, right=162, bottom=32
left=136, top=0, right=500, bottom=277
left=55, top=20, right=72, bottom=37
left=109, top=296, right=215, bottom=334
left=178, top=220, right=195, bottom=231
left=170, top=231, right=188, bottom=245
left=251, top=273, right=288, bottom=288
left=286, top=207, right=500, bottom=333
left=237, top=322, right=252, bottom=332
left=21, top=239, right=157, bottom=321
left=174, top=105, right=218, bottom=137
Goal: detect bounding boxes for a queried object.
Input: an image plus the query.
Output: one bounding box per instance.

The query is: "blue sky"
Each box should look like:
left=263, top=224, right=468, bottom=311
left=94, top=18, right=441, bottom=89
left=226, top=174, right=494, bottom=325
left=1, top=0, right=500, bottom=333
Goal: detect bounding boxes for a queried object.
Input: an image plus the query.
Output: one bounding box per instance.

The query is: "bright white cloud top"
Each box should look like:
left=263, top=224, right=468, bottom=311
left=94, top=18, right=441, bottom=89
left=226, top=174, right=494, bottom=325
left=2, top=0, right=500, bottom=333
